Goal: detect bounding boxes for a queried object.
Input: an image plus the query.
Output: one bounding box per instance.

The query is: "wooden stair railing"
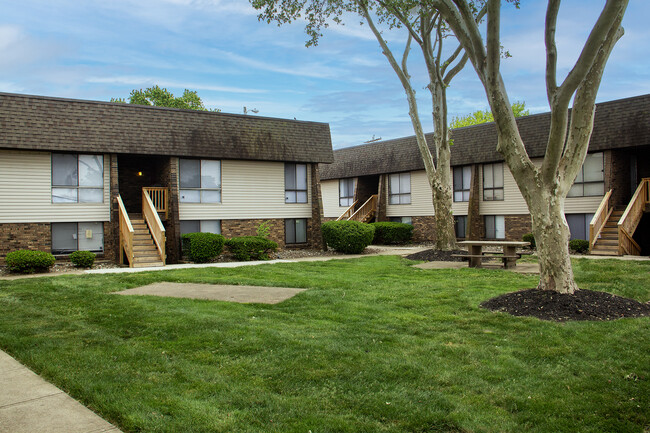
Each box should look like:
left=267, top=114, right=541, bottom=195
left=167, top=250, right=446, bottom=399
left=336, top=200, right=359, bottom=221
left=142, top=188, right=166, bottom=265
left=349, top=195, right=378, bottom=223
left=143, top=187, right=169, bottom=220
left=617, top=178, right=650, bottom=255
left=117, top=195, right=135, bottom=267
left=589, top=189, right=613, bottom=253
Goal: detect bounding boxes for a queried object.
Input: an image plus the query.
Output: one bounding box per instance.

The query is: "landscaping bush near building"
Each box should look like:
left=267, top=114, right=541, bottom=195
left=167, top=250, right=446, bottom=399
left=226, top=236, right=278, bottom=261
left=321, top=220, right=375, bottom=254
left=5, top=250, right=56, bottom=274
left=569, top=239, right=590, bottom=254
left=522, top=233, right=536, bottom=249
left=370, top=222, right=413, bottom=245
left=70, top=251, right=96, bottom=268
left=181, top=232, right=225, bottom=263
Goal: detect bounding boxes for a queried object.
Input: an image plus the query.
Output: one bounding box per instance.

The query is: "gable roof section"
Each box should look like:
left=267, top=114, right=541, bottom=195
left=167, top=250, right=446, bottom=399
left=0, top=92, right=334, bottom=163
left=320, top=94, right=650, bottom=180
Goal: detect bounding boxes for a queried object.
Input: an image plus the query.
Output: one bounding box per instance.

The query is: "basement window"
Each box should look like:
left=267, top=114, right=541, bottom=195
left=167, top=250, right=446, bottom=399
left=180, top=220, right=221, bottom=235
left=566, top=214, right=594, bottom=241
left=484, top=215, right=505, bottom=239
left=286, top=218, right=307, bottom=244
left=51, top=222, right=104, bottom=254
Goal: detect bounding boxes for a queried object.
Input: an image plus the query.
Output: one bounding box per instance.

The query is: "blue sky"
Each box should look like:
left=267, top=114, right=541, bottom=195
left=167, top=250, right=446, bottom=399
left=1, top=0, right=648, bottom=149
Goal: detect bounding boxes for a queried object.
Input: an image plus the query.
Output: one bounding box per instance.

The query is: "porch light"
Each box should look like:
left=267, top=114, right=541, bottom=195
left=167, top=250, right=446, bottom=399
left=137, top=171, right=143, bottom=176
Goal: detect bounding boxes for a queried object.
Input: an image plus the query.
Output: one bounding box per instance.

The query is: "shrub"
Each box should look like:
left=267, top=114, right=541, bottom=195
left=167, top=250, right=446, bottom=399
left=181, top=232, right=225, bottom=263
left=256, top=220, right=271, bottom=238
left=226, top=236, right=278, bottom=261
left=522, top=233, right=536, bottom=249
left=321, top=220, right=375, bottom=254
left=5, top=250, right=56, bottom=274
left=569, top=239, right=590, bottom=254
left=70, top=251, right=96, bottom=268
left=370, top=222, right=413, bottom=245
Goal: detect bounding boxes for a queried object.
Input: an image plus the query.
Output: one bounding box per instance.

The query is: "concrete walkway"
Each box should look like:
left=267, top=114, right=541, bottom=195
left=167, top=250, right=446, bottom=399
left=0, top=350, right=121, bottom=433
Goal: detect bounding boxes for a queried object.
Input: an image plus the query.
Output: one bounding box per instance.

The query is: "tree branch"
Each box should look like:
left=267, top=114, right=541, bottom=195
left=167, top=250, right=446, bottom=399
left=545, top=0, right=560, bottom=104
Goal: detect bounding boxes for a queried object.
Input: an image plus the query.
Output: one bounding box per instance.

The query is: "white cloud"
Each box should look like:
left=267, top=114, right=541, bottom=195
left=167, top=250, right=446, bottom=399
left=85, top=76, right=267, bottom=93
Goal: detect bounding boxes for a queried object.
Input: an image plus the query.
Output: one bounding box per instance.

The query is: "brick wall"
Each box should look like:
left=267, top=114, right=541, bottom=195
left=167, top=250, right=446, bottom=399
left=411, top=216, right=436, bottom=242
left=108, top=154, right=120, bottom=263
left=505, top=215, right=532, bottom=241
left=376, top=174, right=388, bottom=222
left=221, top=218, right=316, bottom=249
left=310, top=163, right=326, bottom=250
left=604, top=150, right=631, bottom=207
left=164, top=157, right=182, bottom=263
left=0, top=223, right=51, bottom=260
left=466, top=164, right=482, bottom=240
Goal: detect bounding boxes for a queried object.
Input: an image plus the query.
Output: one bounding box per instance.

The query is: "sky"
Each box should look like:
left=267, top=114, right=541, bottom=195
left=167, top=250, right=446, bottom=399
left=1, top=0, right=648, bottom=149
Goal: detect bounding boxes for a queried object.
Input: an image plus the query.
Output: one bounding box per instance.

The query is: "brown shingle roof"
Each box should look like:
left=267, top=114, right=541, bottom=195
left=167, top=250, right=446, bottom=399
left=0, top=92, right=334, bottom=163
left=320, top=94, right=650, bottom=180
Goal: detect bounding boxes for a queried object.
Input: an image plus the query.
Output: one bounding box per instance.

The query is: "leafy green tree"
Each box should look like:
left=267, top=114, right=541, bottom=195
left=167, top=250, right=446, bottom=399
left=111, top=85, right=219, bottom=111
left=251, top=0, right=494, bottom=251
left=449, top=101, right=529, bottom=129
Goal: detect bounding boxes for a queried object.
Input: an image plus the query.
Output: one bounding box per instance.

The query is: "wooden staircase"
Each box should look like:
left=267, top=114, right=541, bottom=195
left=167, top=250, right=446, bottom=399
left=590, top=178, right=649, bottom=256
left=337, top=194, right=378, bottom=223
left=591, top=208, right=624, bottom=256
left=130, top=215, right=165, bottom=267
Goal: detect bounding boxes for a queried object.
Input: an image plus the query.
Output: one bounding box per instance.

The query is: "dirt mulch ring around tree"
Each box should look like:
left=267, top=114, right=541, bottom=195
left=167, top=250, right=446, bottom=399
left=480, top=288, right=650, bottom=322
left=404, top=249, right=467, bottom=262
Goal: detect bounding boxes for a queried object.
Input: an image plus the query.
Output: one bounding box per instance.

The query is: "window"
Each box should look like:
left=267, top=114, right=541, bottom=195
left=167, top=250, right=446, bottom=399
left=179, top=159, right=221, bottom=203
left=453, top=166, right=472, bottom=202
left=286, top=218, right=307, bottom=244
left=285, top=163, right=308, bottom=203
left=566, top=214, right=594, bottom=241
left=483, top=163, right=504, bottom=201
left=568, top=152, right=604, bottom=197
left=52, top=154, right=103, bottom=203
left=484, top=215, right=505, bottom=239
left=180, top=220, right=221, bottom=235
left=52, top=222, right=104, bottom=254
left=339, top=178, right=356, bottom=207
left=389, top=216, right=413, bottom=225
left=389, top=173, right=411, bottom=204
left=454, top=215, right=467, bottom=238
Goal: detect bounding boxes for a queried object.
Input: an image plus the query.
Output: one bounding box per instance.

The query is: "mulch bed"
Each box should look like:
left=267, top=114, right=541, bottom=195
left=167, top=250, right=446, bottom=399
left=404, top=249, right=467, bottom=262
left=480, top=288, right=650, bottom=322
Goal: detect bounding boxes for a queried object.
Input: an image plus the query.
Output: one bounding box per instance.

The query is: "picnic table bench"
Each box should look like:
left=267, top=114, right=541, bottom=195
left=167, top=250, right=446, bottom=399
left=455, top=240, right=531, bottom=269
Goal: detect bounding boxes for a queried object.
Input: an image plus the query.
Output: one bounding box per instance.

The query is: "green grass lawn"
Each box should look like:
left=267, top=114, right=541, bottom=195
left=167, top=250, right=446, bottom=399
left=0, top=256, right=648, bottom=433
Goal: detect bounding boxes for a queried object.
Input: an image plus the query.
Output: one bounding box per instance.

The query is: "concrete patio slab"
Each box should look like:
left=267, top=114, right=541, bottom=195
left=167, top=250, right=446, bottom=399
left=113, top=282, right=306, bottom=304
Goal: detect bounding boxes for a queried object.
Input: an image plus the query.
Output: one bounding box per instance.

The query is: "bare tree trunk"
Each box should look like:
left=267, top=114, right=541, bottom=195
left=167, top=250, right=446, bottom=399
left=430, top=82, right=456, bottom=250
left=527, top=188, right=578, bottom=294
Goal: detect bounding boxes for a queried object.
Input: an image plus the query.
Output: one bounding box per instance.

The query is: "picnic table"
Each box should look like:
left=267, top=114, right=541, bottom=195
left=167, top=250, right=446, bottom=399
left=456, top=240, right=531, bottom=269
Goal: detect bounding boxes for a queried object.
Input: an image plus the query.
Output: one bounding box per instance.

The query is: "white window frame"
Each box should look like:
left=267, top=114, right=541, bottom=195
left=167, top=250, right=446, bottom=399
left=180, top=220, right=222, bottom=235
left=285, top=163, right=308, bottom=204
left=483, top=162, right=504, bottom=201
left=51, top=222, right=104, bottom=254
left=389, top=172, right=411, bottom=205
left=568, top=152, right=604, bottom=197
left=51, top=153, right=104, bottom=204
left=484, top=215, right=505, bottom=239
left=453, top=165, right=472, bottom=202
left=339, top=178, right=356, bottom=207
left=179, top=159, right=222, bottom=204
left=286, top=218, right=308, bottom=244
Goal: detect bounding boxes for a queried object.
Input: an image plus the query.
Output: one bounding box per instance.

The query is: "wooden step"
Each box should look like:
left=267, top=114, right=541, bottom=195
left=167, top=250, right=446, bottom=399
left=132, top=261, right=164, bottom=268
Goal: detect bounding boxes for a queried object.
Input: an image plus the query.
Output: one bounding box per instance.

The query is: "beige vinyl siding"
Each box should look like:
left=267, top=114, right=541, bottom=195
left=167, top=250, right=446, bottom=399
left=0, top=150, right=110, bottom=223
left=479, top=162, right=528, bottom=215
left=179, top=160, right=312, bottom=220
left=452, top=200, right=469, bottom=216
left=478, top=158, right=605, bottom=215
left=386, top=171, right=434, bottom=217
left=321, top=179, right=347, bottom=218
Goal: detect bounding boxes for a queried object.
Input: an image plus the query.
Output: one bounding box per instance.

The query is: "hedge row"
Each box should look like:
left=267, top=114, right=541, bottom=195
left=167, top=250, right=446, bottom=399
left=5, top=250, right=56, bottom=274
left=370, top=222, right=413, bottom=245
left=181, top=233, right=277, bottom=262
left=523, top=233, right=590, bottom=253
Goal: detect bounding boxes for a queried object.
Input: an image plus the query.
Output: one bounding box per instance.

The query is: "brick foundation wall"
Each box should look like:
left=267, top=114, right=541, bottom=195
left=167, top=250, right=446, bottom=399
left=221, top=218, right=318, bottom=249
left=164, top=157, right=182, bottom=263
left=466, top=164, right=482, bottom=240
left=0, top=223, right=51, bottom=260
left=605, top=150, right=631, bottom=207
left=505, top=215, right=532, bottom=241
left=376, top=174, right=388, bottom=222
left=310, top=164, right=326, bottom=250
left=411, top=216, right=437, bottom=243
